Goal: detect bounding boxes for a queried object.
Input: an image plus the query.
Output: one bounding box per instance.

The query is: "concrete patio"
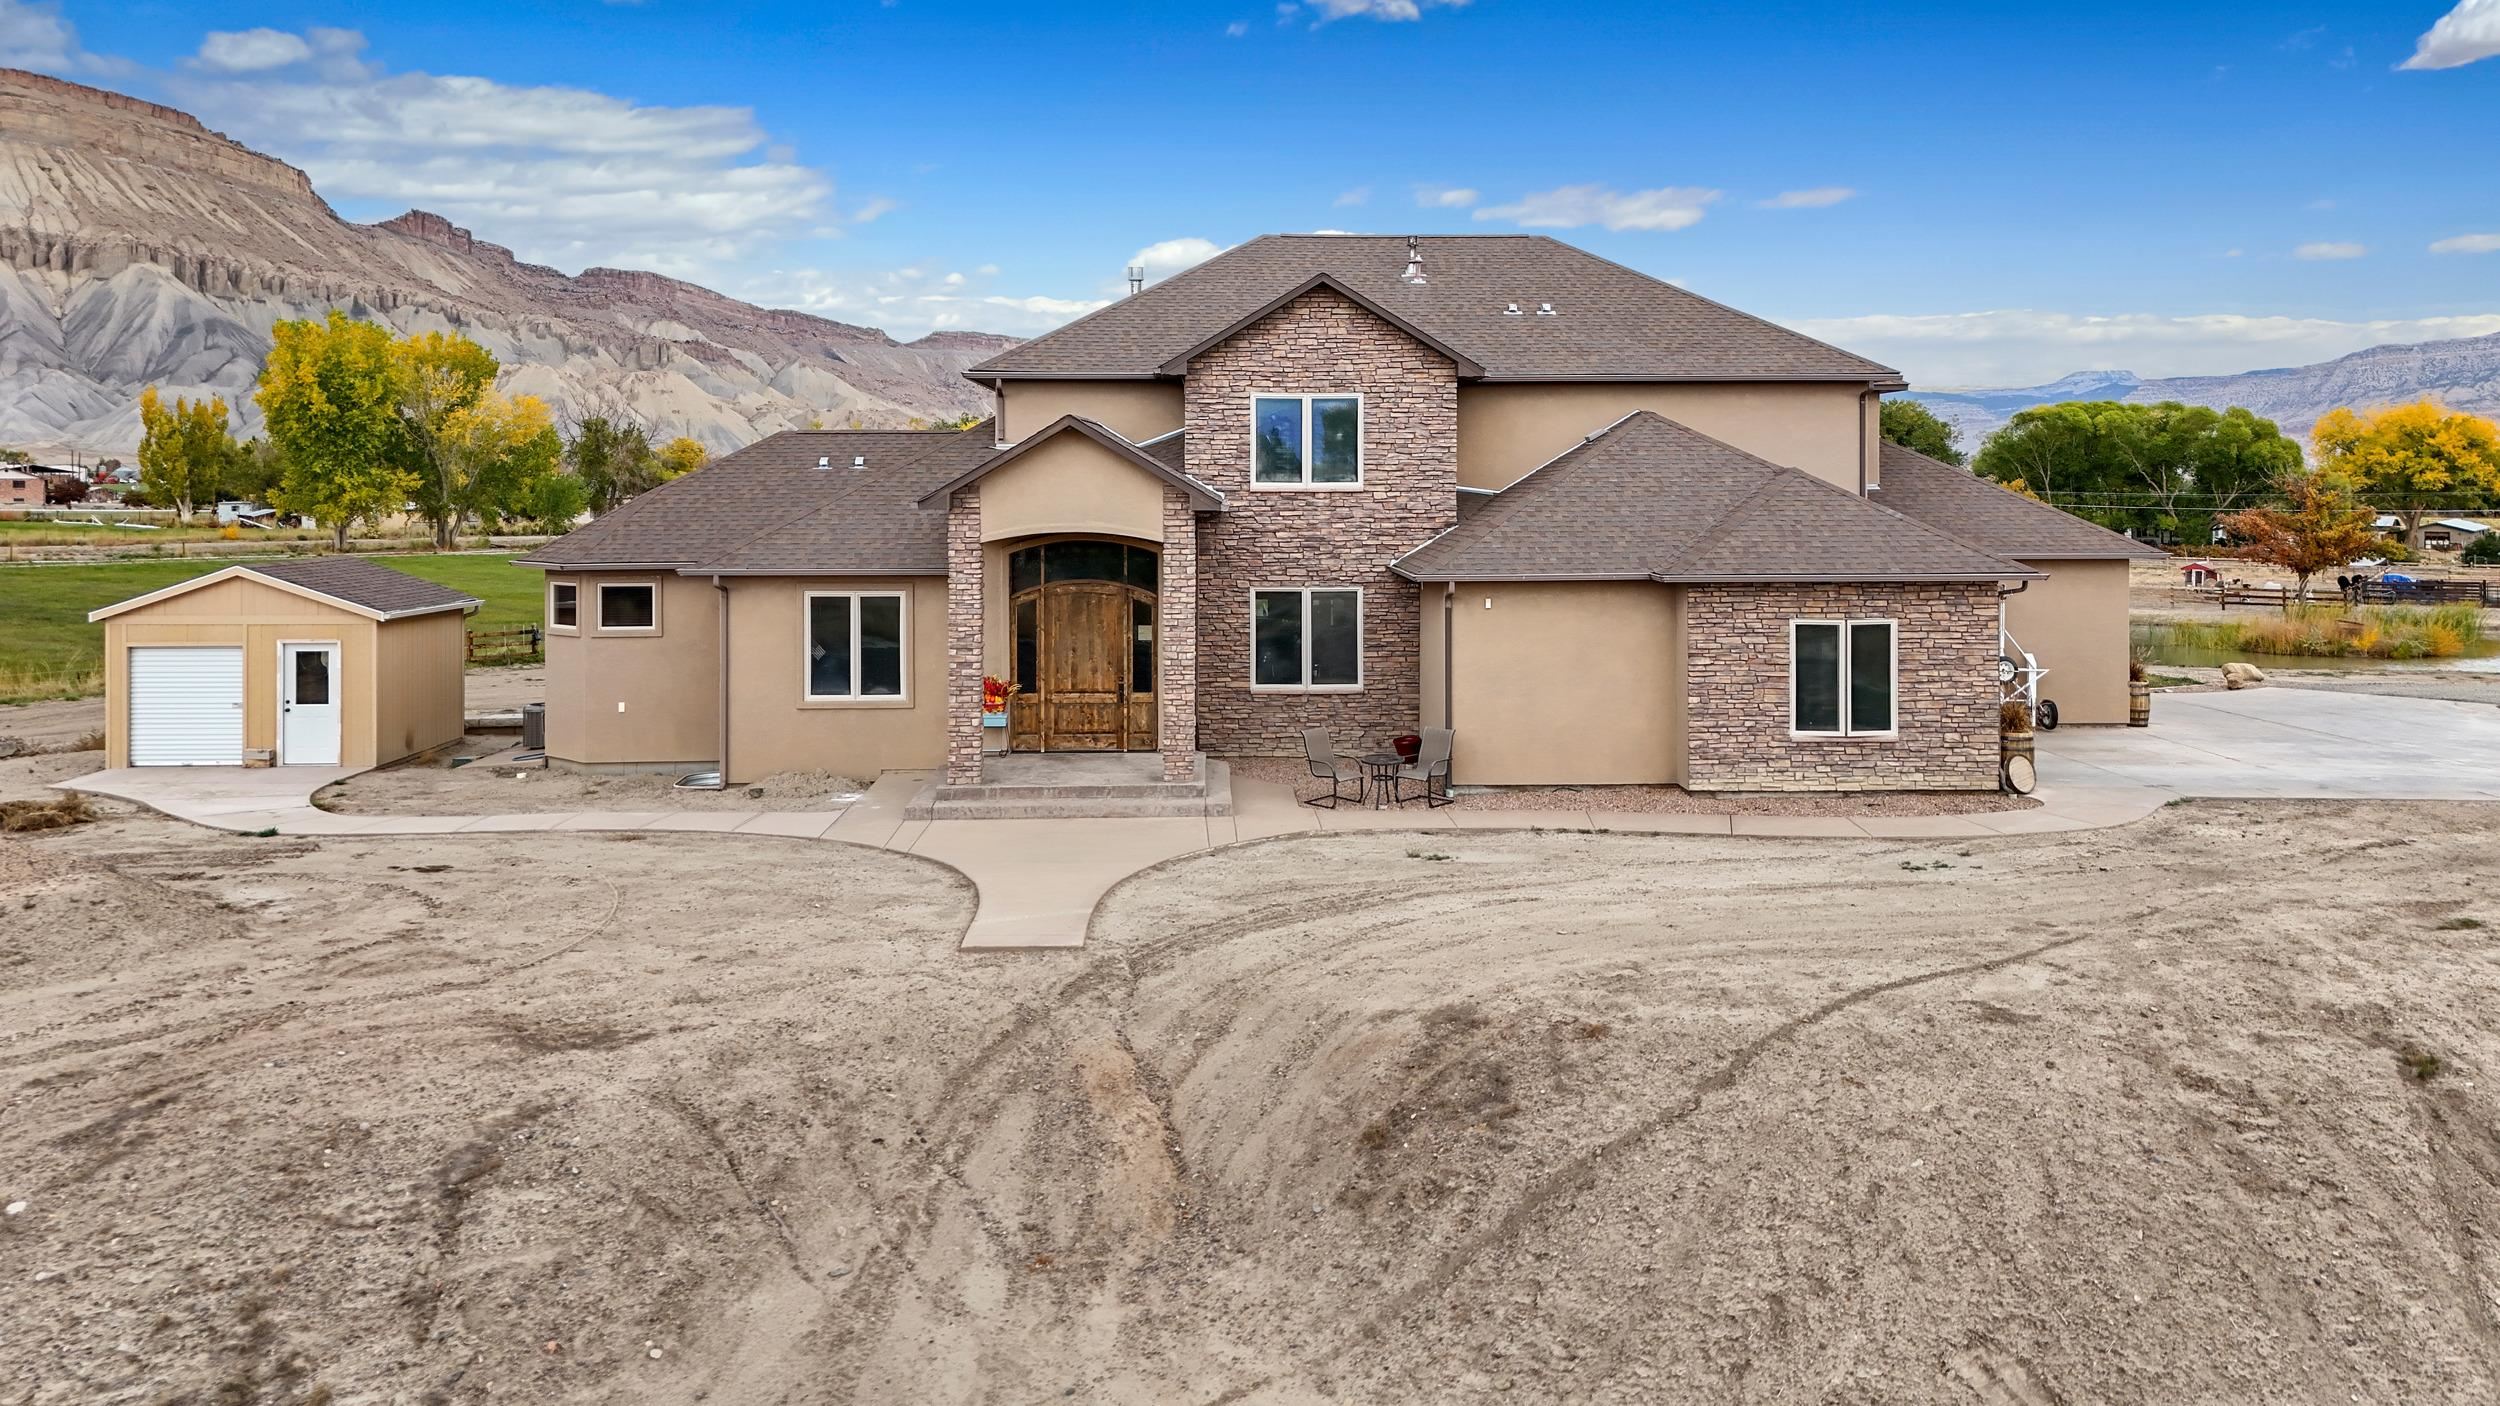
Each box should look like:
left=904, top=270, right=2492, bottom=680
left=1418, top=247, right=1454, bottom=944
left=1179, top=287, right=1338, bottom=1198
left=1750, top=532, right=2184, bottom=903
left=55, top=687, right=2498, bottom=952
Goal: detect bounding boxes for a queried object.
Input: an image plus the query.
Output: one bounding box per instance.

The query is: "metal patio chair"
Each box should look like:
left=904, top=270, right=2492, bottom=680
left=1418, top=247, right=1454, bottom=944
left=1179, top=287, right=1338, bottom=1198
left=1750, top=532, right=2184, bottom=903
left=1392, top=727, right=1455, bottom=808
left=1300, top=728, right=1364, bottom=808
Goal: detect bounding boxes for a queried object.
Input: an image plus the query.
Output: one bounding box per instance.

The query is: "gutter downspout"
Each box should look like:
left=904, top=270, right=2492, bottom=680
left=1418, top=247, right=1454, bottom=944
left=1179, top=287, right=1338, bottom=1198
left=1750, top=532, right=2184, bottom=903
left=1441, top=581, right=1455, bottom=731
left=714, top=575, right=731, bottom=784
left=1858, top=387, right=1876, bottom=495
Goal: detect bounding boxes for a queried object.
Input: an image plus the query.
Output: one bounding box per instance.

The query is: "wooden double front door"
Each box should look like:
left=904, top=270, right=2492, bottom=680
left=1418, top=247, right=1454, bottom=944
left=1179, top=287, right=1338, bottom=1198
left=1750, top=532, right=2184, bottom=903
left=1009, top=581, right=1157, bottom=752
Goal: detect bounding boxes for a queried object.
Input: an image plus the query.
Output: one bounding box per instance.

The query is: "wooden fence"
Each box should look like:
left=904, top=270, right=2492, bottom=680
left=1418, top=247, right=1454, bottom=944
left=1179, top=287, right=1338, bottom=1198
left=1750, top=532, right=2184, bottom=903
left=466, top=625, right=544, bottom=664
left=2169, top=579, right=2492, bottom=610
left=2351, top=579, right=2492, bottom=607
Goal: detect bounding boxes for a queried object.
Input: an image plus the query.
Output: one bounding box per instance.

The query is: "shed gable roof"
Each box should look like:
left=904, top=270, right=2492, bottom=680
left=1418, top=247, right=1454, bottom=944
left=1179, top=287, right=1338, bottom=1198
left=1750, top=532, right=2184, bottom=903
left=971, top=235, right=1900, bottom=383
left=88, top=556, right=480, bottom=623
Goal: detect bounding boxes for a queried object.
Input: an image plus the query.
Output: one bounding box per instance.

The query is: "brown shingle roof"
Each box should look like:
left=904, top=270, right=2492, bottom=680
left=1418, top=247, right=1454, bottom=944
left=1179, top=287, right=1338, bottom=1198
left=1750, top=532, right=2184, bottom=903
left=969, top=235, right=1899, bottom=383
left=1872, top=443, right=2169, bottom=561
left=243, top=556, right=479, bottom=616
left=516, top=428, right=988, bottom=573
left=1393, top=412, right=2037, bottom=584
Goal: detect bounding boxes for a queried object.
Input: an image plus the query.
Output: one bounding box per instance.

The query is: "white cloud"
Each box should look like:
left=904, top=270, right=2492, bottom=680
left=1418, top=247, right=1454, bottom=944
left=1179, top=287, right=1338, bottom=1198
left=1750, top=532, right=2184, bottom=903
left=1226, top=20, right=1250, bottom=37
left=2403, top=0, right=2500, bottom=69
left=1414, top=185, right=1478, bottom=209
left=745, top=265, right=1109, bottom=339
left=192, top=28, right=314, bottom=73
left=2431, top=232, right=2500, bottom=254
left=1306, top=0, right=1469, bottom=20
left=849, top=195, right=897, bottom=225
left=1334, top=185, right=1371, bottom=207
left=1758, top=186, right=1856, bottom=209
left=1475, top=184, right=1721, bottom=232
left=163, top=36, right=830, bottom=277
left=1127, top=237, right=1226, bottom=284
left=1790, top=308, right=2500, bottom=387
left=0, top=0, right=130, bottom=76
left=2293, top=241, right=2367, bottom=260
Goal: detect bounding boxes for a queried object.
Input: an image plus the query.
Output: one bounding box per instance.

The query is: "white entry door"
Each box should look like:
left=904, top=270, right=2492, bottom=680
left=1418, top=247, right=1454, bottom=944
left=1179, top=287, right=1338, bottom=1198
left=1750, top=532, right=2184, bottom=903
left=279, top=642, right=342, bottom=766
left=127, top=647, right=244, bottom=766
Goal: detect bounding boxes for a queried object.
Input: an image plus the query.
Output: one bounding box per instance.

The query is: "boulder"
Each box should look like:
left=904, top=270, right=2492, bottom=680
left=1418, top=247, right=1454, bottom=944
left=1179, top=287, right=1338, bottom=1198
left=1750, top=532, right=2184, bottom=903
left=2221, top=661, right=2268, bottom=689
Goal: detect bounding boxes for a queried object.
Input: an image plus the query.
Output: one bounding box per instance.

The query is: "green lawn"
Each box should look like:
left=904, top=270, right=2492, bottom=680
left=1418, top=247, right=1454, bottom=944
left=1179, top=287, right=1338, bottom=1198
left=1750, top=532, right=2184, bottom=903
left=0, top=553, right=542, bottom=703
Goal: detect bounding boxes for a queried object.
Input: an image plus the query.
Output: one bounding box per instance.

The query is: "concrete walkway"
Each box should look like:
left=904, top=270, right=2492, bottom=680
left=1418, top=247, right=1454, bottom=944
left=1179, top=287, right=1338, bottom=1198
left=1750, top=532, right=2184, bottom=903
left=58, top=689, right=2493, bottom=952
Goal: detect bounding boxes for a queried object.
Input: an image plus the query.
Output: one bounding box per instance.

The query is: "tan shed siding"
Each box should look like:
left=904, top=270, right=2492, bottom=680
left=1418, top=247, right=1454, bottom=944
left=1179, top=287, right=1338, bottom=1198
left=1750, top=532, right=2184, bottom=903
left=725, top=576, right=949, bottom=782
left=1445, top=581, right=1684, bottom=787
left=1685, top=582, right=1998, bottom=792
left=1455, top=382, right=1870, bottom=493
left=373, top=611, right=468, bottom=764
left=542, top=571, right=719, bottom=766
left=998, top=380, right=1185, bottom=443
left=102, top=576, right=382, bottom=768
left=975, top=432, right=1169, bottom=543
left=2005, top=558, right=2132, bottom=725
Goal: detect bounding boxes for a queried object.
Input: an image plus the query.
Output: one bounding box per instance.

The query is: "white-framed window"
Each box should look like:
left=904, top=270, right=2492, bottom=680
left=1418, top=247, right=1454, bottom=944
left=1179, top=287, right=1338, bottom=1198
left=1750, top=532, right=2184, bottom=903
left=548, top=580, right=579, bottom=633
left=805, top=591, right=907, bottom=701
left=1251, top=588, right=1362, bottom=690
left=1251, top=394, right=1363, bottom=487
left=1791, top=619, right=1896, bottom=737
left=596, top=581, right=658, bottom=632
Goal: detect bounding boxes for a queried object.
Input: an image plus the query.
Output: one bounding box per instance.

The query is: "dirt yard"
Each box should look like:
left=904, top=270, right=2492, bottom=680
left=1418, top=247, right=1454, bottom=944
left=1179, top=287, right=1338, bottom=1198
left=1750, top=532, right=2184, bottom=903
left=313, top=736, right=867, bottom=815
left=5, top=795, right=2499, bottom=1404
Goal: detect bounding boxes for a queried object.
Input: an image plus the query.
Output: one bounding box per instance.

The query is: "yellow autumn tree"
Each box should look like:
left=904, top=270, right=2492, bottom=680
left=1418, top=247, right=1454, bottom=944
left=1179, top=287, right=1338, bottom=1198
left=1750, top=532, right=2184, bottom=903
left=136, top=386, right=238, bottom=524
left=2311, top=400, right=2500, bottom=549
left=655, top=436, right=711, bottom=480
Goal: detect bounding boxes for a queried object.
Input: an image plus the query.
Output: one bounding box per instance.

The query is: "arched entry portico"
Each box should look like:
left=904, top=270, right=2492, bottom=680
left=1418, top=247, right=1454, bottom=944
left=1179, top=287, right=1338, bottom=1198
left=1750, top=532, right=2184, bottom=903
left=1006, top=538, right=1158, bottom=752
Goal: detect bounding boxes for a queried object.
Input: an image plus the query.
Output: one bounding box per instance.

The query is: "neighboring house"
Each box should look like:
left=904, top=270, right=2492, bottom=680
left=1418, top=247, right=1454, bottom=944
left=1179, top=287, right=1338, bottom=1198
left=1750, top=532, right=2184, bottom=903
left=1, top=471, right=36, bottom=506
left=522, top=234, right=2156, bottom=792
left=2374, top=515, right=2491, bottom=551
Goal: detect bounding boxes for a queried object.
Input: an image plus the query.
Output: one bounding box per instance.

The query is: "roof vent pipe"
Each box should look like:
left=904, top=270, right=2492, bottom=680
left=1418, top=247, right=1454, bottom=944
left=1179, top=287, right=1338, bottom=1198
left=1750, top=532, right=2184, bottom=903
left=1535, top=302, right=1557, bottom=316
left=1502, top=302, right=1523, bottom=316
left=815, top=455, right=831, bottom=469
left=852, top=455, right=867, bottom=469
left=1126, top=265, right=1145, bottom=296
left=1401, top=235, right=1427, bottom=285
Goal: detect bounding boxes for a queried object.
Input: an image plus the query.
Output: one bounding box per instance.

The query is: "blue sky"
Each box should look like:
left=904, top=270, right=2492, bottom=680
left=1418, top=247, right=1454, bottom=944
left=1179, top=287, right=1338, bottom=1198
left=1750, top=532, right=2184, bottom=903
left=7, top=0, right=2498, bottom=385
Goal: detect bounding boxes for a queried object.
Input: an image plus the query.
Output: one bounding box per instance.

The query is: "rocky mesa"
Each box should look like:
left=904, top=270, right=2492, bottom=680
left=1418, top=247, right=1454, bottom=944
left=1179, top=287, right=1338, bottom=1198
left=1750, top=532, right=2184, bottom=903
left=0, top=68, right=1014, bottom=459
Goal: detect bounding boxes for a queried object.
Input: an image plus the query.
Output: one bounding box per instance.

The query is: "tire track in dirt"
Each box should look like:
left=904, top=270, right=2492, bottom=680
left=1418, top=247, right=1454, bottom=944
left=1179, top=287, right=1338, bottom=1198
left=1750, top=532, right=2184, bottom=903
left=1202, top=915, right=2157, bottom=1404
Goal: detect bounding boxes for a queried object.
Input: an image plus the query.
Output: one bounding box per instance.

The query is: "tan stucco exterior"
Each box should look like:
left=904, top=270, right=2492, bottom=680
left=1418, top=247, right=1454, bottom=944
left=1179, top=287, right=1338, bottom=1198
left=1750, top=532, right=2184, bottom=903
left=975, top=433, right=1169, bottom=544
left=2004, top=558, right=2133, bottom=726
left=721, top=576, right=948, bottom=782
left=1455, top=381, right=1876, bottom=492
left=1435, top=580, right=1687, bottom=786
left=543, top=571, right=720, bottom=768
left=997, top=380, right=1184, bottom=443
left=98, top=573, right=464, bottom=770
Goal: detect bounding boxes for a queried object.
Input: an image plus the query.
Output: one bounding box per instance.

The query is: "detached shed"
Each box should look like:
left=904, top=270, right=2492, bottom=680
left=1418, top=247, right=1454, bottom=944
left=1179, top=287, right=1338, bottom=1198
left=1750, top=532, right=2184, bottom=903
left=88, top=557, right=479, bottom=769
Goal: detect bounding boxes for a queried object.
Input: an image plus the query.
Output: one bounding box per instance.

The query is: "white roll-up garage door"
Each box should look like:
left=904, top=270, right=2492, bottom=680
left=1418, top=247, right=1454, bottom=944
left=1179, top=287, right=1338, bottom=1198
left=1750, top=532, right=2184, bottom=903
left=128, top=647, right=244, bottom=766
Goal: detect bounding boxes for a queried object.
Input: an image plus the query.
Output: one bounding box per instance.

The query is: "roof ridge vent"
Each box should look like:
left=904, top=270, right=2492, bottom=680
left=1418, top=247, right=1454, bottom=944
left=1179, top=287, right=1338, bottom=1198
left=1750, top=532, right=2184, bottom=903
left=1401, top=235, right=1427, bottom=285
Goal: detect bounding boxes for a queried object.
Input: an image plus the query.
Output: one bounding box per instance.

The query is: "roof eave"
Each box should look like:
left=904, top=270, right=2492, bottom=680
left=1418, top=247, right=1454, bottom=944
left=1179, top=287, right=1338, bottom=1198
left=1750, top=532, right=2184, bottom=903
left=1654, top=569, right=2048, bottom=584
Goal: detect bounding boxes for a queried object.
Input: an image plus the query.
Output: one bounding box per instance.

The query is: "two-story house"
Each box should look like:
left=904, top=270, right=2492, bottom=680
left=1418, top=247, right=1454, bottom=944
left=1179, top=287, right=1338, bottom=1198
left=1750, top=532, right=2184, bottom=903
left=520, top=234, right=2156, bottom=793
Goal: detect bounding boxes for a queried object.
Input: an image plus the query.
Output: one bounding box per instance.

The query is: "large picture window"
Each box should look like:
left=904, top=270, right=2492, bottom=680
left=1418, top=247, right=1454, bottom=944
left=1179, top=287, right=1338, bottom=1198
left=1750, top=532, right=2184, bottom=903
left=1792, top=619, right=1895, bottom=736
left=1252, top=394, right=1362, bottom=486
left=1252, top=588, right=1362, bottom=690
left=596, top=582, right=656, bottom=632
left=807, top=592, right=906, bottom=700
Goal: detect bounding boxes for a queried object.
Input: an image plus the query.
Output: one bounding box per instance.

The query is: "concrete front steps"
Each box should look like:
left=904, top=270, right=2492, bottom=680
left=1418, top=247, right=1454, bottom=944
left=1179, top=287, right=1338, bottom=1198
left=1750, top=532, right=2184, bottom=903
left=905, top=753, right=1233, bottom=819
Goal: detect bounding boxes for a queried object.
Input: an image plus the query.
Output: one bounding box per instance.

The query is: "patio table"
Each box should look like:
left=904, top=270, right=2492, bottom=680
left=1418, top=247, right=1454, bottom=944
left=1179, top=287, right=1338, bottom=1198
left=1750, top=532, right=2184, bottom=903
left=1357, top=752, right=1405, bottom=808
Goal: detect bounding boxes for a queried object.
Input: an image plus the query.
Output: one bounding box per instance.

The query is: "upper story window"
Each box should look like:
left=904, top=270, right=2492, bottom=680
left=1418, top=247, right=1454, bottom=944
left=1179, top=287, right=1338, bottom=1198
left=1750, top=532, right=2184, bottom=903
left=1253, top=395, right=1362, bottom=487
left=548, top=581, right=579, bottom=633
left=597, top=582, right=657, bottom=632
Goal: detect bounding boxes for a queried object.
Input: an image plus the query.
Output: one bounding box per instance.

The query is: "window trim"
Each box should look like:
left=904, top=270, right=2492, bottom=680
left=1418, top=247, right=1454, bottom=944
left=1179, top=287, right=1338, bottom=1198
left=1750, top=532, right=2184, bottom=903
left=547, top=580, right=579, bottom=634
left=594, top=580, right=660, bottom=635
left=1789, top=618, right=1898, bottom=739
left=1249, top=586, right=1365, bottom=693
left=1248, top=392, right=1365, bottom=491
left=801, top=589, right=911, bottom=706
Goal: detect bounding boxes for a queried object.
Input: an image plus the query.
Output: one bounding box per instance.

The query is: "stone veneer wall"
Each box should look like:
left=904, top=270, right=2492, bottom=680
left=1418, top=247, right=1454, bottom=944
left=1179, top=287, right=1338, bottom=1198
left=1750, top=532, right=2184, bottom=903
left=1159, top=486, right=1200, bottom=780
left=1183, top=287, right=1457, bottom=754
left=944, top=486, right=984, bottom=784
left=1684, top=582, right=1999, bottom=792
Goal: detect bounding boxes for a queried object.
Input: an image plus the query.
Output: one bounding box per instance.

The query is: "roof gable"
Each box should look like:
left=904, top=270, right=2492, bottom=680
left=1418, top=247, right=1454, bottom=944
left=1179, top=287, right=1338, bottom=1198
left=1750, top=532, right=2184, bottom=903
left=912, top=416, right=1224, bottom=510
left=88, top=557, right=480, bottom=622
left=971, top=235, right=1900, bottom=384
left=1872, top=443, right=2168, bottom=561
left=1152, top=273, right=1485, bottom=377
left=1394, top=412, right=2034, bottom=584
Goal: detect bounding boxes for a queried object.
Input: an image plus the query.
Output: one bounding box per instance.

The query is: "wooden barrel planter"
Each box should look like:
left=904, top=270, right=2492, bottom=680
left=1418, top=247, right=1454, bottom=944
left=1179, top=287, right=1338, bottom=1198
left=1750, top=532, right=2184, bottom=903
left=2000, top=731, right=2037, bottom=794
left=2128, top=680, right=2152, bottom=727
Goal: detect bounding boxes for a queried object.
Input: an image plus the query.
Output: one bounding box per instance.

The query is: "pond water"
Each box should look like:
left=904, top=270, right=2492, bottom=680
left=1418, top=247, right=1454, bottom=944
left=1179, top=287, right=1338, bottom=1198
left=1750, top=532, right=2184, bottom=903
left=2133, top=636, right=2500, bottom=674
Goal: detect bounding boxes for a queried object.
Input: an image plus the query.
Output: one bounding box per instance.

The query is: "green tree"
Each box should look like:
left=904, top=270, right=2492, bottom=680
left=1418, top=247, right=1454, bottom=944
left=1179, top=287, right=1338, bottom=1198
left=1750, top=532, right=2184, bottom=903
left=655, top=435, right=710, bottom=480
left=2462, top=531, right=2500, bottom=566
left=2312, top=400, right=2500, bottom=549
left=256, top=311, right=413, bottom=550
left=1879, top=399, right=1964, bottom=465
left=226, top=438, right=288, bottom=506
left=1974, top=399, right=2302, bottom=542
left=434, top=391, right=560, bottom=542
left=512, top=467, right=590, bottom=533
left=392, top=330, right=503, bottom=547
left=564, top=417, right=661, bottom=515
left=135, top=386, right=238, bottom=523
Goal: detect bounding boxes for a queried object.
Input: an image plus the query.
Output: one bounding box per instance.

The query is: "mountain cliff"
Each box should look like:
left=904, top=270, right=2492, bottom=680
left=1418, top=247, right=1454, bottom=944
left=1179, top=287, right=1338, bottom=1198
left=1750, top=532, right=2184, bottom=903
left=0, top=68, right=1014, bottom=459
left=1903, top=335, right=2500, bottom=447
